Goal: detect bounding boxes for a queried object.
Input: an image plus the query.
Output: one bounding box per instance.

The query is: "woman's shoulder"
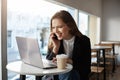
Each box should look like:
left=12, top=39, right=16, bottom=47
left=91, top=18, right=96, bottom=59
left=76, top=35, right=90, bottom=41
left=74, top=35, right=90, bottom=45
left=75, top=35, right=91, bottom=48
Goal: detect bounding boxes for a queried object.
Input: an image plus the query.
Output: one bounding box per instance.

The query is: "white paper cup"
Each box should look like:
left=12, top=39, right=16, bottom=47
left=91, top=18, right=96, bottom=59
left=56, top=54, right=68, bottom=69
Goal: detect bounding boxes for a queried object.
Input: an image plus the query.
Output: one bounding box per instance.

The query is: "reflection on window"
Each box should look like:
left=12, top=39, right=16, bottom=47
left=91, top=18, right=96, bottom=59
left=7, top=0, right=75, bottom=79
left=7, top=30, right=12, bottom=48
left=78, top=12, right=89, bottom=36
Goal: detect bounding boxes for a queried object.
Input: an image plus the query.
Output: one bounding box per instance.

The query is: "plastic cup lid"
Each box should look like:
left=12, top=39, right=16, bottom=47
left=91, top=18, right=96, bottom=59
left=56, top=54, right=68, bottom=58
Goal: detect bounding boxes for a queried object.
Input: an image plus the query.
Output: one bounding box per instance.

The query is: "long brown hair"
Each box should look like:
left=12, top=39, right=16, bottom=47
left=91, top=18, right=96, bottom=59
left=48, top=10, right=83, bottom=50
left=50, top=10, right=83, bottom=36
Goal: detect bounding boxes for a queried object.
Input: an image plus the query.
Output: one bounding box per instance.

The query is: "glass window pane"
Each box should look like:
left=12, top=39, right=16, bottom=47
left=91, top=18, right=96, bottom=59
left=7, top=0, right=75, bottom=79
left=78, top=12, right=89, bottom=36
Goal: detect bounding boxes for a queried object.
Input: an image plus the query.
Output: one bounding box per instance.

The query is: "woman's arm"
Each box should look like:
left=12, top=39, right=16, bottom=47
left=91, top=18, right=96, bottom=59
left=46, top=33, right=60, bottom=60
left=46, top=49, right=56, bottom=60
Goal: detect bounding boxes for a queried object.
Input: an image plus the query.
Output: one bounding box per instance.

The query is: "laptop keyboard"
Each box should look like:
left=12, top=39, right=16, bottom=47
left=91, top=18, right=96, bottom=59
left=43, top=60, right=57, bottom=68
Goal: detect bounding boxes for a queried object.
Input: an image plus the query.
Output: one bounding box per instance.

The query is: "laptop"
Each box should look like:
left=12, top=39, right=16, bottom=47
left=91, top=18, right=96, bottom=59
left=16, top=36, right=57, bottom=69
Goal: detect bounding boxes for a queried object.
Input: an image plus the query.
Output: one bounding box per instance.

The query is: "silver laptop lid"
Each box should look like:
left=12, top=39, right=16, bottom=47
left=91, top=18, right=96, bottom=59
left=16, top=36, right=44, bottom=68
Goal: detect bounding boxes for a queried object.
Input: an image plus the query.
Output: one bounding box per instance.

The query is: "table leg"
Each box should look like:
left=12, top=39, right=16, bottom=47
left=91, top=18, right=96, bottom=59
left=112, top=44, right=116, bottom=73
left=36, top=76, right=43, bottom=80
left=97, top=50, right=100, bottom=80
left=102, top=49, right=106, bottom=80
left=20, top=75, right=26, bottom=80
left=54, top=75, right=59, bottom=80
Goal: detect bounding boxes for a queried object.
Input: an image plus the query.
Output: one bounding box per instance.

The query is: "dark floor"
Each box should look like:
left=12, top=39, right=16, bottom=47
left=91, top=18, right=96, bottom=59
left=101, top=66, right=120, bottom=80
left=90, top=65, right=120, bottom=80
left=109, top=66, right=120, bottom=80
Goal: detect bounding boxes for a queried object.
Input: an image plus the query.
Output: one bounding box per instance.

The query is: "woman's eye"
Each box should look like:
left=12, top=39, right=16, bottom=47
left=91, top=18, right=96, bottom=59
left=58, top=26, right=62, bottom=28
left=58, top=25, right=64, bottom=28
left=52, top=27, right=55, bottom=29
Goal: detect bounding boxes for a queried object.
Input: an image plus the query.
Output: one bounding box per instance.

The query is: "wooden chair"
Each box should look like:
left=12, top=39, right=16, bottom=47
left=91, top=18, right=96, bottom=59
left=89, top=66, right=104, bottom=80
left=94, top=43, right=117, bottom=73
left=91, top=66, right=104, bottom=73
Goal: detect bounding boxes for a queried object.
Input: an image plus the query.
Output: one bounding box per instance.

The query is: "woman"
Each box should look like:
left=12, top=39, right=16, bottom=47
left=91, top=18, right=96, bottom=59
left=46, top=10, right=91, bottom=80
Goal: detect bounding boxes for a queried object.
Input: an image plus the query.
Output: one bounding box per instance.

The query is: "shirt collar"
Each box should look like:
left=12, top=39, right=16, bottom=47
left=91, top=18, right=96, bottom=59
left=63, top=36, right=75, bottom=43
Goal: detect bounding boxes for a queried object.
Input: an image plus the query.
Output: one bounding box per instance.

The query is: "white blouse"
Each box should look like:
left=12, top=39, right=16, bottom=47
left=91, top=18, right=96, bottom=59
left=63, top=36, right=75, bottom=58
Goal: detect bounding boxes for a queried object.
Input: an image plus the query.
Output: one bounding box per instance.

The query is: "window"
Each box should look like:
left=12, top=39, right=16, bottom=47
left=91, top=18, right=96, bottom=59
left=7, top=0, right=75, bottom=79
left=78, top=12, right=89, bottom=36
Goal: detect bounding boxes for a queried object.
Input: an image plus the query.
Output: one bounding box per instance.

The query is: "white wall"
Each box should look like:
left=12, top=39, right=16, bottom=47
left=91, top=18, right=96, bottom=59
left=53, top=0, right=102, bottom=17
left=89, top=15, right=98, bottom=46
left=102, top=0, right=120, bottom=41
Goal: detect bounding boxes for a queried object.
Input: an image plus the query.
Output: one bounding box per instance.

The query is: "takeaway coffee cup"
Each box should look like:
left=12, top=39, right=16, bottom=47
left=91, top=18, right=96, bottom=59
left=56, top=54, right=68, bottom=69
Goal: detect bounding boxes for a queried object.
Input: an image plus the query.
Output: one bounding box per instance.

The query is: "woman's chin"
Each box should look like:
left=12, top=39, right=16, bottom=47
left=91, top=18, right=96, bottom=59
left=58, top=37, right=63, bottom=40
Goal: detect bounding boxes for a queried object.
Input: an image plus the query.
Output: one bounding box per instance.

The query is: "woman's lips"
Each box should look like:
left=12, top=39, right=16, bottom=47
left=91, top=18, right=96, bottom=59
left=57, top=33, right=62, bottom=38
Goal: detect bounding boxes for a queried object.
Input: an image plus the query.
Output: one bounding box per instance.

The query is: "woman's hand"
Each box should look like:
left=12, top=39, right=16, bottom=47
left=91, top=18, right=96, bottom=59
left=52, top=57, right=73, bottom=65
left=52, top=57, right=57, bottom=63
left=66, top=58, right=73, bottom=64
left=50, top=33, right=60, bottom=54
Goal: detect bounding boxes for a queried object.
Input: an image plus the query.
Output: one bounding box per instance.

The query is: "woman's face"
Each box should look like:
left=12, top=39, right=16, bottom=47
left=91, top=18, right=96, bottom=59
left=51, top=18, right=72, bottom=40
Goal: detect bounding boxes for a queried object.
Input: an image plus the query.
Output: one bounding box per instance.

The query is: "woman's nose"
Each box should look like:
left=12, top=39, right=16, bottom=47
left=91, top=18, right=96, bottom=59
left=54, top=27, right=58, bottom=33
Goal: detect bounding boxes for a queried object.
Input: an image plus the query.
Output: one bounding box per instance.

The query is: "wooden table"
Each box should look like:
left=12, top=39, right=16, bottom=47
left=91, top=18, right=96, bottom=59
left=100, top=41, right=120, bottom=72
left=92, top=46, right=112, bottom=80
